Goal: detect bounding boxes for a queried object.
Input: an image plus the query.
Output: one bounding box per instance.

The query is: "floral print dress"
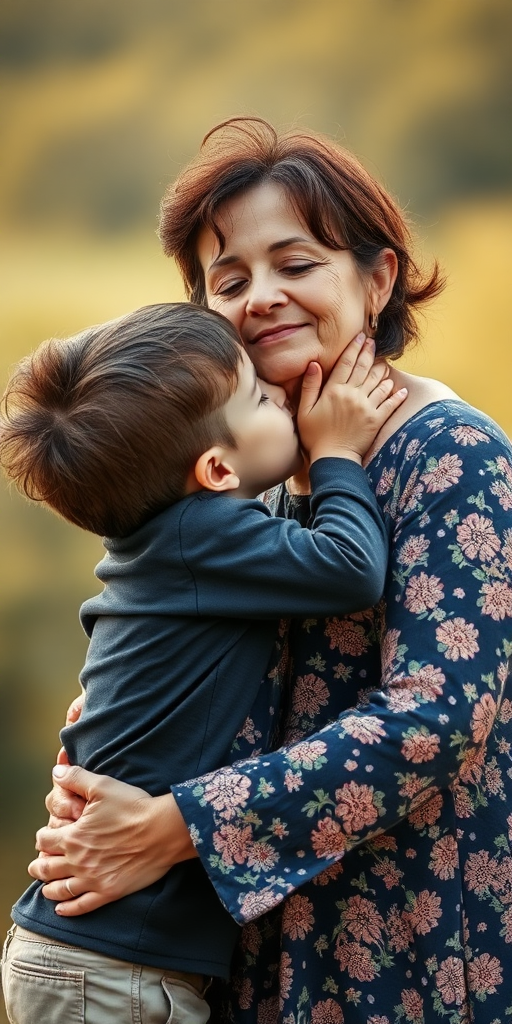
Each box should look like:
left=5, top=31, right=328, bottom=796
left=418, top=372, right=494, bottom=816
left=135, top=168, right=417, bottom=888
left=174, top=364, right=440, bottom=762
left=173, top=401, right=512, bottom=1023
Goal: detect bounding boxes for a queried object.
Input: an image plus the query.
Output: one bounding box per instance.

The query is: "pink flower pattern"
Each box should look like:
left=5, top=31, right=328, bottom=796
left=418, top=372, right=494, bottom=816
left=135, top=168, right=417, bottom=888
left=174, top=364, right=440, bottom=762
left=456, top=513, right=501, bottom=562
left=435, top=617, right=479, bottom=661
left=174, top=403, right=512, bottom=1022
left=404, top=572, right=444, bottom=614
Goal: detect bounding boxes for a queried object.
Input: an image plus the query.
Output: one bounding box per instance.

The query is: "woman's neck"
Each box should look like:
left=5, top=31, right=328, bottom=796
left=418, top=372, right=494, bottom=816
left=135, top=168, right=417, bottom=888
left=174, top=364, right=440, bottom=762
left=286, top=463, right=312, bottom=495
left=286, top=366, right=462, bottom=492
left=362, top=366, right=461, bottom=466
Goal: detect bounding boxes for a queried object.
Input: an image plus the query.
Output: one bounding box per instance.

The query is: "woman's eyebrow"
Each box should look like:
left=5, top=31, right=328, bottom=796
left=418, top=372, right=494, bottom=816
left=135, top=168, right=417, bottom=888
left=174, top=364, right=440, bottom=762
left=268, top=236, right=313, bottom=252
left=209, top=253, right=239, bottom=270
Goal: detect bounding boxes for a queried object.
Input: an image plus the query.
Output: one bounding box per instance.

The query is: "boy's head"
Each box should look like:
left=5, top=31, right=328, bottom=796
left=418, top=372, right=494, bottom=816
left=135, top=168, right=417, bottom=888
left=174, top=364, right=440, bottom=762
left=0, top=303, right=301, bottom=537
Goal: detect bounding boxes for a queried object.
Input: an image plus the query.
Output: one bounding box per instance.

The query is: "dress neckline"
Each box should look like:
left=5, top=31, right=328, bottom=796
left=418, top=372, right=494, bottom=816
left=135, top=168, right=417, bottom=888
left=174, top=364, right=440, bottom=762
left=363, top=398, right=468, bottom=468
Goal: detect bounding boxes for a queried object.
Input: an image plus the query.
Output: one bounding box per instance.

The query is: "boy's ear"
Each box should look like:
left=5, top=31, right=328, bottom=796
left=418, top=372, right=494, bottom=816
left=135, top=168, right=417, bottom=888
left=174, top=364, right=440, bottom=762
left=194, top=446, right=240, bottom=493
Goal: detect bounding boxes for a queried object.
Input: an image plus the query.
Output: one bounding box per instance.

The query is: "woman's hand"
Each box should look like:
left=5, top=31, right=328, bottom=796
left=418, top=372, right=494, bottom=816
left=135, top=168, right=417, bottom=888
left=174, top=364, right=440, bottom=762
left=28, top=765, right=197, bottom=916
left=298, top=334, right=407, bottom=464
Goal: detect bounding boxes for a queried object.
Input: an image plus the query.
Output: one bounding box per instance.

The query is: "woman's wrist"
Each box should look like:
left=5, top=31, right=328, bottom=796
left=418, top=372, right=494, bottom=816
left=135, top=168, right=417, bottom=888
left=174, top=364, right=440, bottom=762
left=165, top=792, right=198, bottom=865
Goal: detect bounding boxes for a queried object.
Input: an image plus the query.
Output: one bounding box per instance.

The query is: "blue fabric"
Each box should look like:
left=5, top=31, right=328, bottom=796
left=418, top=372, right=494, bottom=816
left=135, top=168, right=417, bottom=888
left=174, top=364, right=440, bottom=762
left=13, top=458, right=387, bottom=978
left=174, top=401, right=512, bottom=1021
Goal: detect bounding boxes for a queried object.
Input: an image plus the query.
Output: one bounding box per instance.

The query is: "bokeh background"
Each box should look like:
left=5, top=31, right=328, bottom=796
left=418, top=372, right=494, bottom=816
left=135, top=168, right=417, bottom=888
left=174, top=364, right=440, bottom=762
left=1, top=0, right=511, bottom=1009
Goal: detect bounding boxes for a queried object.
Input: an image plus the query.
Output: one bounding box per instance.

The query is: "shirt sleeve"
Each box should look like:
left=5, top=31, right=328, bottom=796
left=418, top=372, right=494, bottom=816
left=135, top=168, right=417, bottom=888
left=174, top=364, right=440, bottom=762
left=172, top=424, right=512, bottom=923
left=180, top=457, right=388, bottom=619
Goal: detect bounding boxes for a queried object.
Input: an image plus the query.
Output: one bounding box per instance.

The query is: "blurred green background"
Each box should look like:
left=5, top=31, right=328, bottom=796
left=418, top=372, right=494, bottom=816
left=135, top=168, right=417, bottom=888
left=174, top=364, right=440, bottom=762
left=1, top=0, right=511, bottom=1011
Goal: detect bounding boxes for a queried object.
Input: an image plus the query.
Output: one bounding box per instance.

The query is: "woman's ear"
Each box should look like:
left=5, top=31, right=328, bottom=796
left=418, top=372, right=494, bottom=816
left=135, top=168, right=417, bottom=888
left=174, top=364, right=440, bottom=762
left=369, top=248, right=398, bottom=314
left=194, top=447, right=241, bottom=493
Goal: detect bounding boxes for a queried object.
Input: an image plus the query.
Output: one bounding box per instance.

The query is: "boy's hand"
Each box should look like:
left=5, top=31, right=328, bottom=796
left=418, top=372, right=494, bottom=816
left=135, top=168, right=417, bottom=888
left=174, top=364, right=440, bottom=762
left=297, top=334, right=407, bottom=464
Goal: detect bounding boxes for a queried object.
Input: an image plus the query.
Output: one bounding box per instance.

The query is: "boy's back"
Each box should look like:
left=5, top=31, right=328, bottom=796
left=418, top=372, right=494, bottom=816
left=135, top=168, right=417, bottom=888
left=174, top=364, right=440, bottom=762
left=12, top=490, right=278, bottom=977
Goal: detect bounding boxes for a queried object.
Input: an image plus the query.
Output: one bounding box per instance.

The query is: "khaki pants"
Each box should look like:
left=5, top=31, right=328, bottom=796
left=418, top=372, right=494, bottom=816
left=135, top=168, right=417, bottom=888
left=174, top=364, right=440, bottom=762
left=1, top=925, right=211, bottom=1024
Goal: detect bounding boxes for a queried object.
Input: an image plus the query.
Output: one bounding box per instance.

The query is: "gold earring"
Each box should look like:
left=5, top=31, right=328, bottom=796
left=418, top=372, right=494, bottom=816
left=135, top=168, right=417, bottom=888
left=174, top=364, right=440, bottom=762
left=369, top=311, right=378, bottom=332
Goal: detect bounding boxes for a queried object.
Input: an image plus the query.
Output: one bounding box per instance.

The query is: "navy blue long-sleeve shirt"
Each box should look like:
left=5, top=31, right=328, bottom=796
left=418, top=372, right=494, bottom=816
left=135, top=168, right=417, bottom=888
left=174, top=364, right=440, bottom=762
left=13, top=457, right=388, bottom=978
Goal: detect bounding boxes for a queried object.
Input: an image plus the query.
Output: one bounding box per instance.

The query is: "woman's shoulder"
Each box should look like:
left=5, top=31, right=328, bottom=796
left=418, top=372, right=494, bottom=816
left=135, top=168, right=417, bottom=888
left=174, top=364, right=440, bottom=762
left=367, top=379, right=512, bottom=529
left=366, top=370, right=511, bottom=466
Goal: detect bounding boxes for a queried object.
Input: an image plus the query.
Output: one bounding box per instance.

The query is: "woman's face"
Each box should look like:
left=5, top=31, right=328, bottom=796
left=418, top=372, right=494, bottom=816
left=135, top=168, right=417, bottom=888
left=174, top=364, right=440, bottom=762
left=197, top=181, right=374, bottom=398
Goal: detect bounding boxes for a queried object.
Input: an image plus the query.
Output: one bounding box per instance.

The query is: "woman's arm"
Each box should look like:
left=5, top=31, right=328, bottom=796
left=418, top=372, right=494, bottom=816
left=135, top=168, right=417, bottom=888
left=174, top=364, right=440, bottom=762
left=33, top=419, right=512, bottom=920
left=168, top=420, right=512, bottom=921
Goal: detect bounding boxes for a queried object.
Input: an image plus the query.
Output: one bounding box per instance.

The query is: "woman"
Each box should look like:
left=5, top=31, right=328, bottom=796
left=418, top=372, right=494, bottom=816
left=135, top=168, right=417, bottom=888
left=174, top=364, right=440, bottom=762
left=29, top=119, right=512, bottom=1021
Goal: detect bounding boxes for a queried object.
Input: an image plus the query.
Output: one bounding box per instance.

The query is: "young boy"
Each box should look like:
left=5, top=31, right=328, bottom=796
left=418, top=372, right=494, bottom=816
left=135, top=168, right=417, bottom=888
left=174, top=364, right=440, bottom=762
left=0, top=302, right=405, bottom=1024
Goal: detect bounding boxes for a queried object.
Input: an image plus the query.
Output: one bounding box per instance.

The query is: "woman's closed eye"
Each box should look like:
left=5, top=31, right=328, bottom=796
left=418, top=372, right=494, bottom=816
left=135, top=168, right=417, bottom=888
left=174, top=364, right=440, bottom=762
left=215, top=278, right=247, bottom=298
left=214, top=261, right=321, bottom=297
left=259, top=392, right=270, bottom=405
left=280, top=261, right=319, bottom=276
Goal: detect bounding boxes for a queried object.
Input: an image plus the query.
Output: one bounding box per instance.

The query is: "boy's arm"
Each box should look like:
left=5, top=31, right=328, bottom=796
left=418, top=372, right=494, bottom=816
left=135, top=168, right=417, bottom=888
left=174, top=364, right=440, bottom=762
left=180, top=456, right=388, bottom=619
left=183, top=344, right=406, bottom=621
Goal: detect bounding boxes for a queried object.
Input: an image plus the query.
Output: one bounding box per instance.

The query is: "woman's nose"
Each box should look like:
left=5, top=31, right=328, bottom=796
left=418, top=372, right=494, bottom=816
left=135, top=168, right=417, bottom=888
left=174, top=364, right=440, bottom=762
left=245, top=274, right=286, bottom=315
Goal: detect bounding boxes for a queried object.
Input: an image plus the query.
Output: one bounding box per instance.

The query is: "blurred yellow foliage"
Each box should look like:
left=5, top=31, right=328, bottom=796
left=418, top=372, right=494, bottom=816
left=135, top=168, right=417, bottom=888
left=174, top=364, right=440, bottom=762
left=0, top=4, right=511, bottom=1014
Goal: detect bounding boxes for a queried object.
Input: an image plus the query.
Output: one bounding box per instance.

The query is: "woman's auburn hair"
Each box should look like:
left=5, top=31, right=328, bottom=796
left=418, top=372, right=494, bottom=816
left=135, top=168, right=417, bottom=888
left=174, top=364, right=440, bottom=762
left=159, top=116, right=445, bottom=359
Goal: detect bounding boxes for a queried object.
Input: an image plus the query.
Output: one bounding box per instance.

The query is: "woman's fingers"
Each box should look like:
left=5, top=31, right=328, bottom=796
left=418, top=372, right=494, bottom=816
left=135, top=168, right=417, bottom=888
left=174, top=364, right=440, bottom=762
left=27, top=854, right=120, bottom=916
left=45, top=779, right=86, bottom=822
left=65, top=693, right=85, bottom=726
left=29, top=767, right=196, bottom=917
left=54, top=891, right=111, bottom=916
left=28, top=861, right=84, bottom=902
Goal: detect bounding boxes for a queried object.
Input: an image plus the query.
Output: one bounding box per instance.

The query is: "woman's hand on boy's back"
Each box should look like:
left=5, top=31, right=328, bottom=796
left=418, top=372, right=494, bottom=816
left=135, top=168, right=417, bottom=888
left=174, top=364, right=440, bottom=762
left=29, top=766, right=197, bottom=915
left=47, top=691, right=86, bottom=826
left=297, top=333, right=407, bottom=464
left=30, top=691, right=197, bottom=915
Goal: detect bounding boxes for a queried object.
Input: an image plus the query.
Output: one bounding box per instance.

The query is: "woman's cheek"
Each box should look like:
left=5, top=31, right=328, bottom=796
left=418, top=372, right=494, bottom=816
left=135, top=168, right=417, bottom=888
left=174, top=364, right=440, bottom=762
left=318, top=301, right=366, bottom=369
left=316, top=307, right=350, bottom=366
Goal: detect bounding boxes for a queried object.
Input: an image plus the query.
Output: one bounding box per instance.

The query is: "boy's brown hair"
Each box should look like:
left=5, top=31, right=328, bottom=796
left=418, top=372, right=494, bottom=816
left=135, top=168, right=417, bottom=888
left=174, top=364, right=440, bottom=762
left=0, top=303, right=242, bottom=536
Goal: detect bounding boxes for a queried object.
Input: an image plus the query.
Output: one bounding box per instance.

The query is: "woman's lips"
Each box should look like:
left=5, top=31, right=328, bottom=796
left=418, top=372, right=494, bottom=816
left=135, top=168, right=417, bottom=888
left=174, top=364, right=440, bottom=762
left=249, top=324, right=307, bottom=346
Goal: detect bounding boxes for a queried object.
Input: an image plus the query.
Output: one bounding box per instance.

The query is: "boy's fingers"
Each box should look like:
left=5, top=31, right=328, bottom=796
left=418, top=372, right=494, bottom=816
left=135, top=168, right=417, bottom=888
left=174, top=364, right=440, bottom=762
left=375, top=386, right=408, bottom=418
left=360, top=360, right=389, bottom=395
left=330, top=336, right=373, bottom=387
left=298, top=362, right=322, bottom=418
left=367, top=376, right=395, bottom=404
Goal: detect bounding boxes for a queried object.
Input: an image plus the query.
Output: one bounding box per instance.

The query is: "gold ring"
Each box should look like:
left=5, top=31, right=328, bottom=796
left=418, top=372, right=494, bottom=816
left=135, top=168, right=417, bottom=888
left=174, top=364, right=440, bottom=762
left=65, top=879, right=77, bottom=898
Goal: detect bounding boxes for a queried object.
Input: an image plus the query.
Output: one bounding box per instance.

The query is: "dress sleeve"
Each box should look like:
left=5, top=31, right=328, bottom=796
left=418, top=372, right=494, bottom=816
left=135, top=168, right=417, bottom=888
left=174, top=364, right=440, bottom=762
left=180, top=457, right=388, bottom=619
left=173, top=425, right=512, bottom=923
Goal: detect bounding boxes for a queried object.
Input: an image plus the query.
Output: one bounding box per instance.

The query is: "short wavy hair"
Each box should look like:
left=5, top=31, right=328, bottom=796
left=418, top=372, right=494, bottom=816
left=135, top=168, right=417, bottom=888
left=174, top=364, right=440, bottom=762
left=159, top=117, right=445, bottom=359
left=0, top=303, right=241, bottom=536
